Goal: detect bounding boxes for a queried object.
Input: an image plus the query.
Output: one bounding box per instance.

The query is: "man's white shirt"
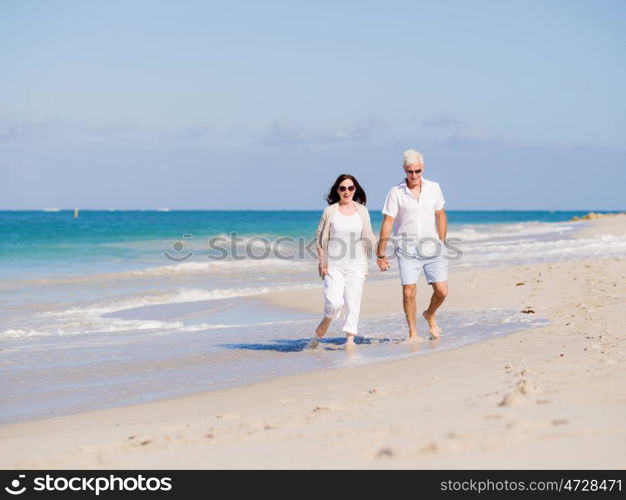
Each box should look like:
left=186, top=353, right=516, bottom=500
left=381, top=178, right=445, bottom=255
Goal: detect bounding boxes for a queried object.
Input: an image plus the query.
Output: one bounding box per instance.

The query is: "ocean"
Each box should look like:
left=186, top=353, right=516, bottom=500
left=1, top=209, right=625, bottom=424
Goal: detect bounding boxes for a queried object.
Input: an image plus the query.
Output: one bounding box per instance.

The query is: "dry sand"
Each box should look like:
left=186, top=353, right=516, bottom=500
left=1, top=216, right=624, bottom=469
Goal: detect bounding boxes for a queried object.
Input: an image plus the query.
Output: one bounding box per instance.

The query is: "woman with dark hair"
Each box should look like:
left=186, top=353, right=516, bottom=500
left=311, top=174, right=376, bottom=348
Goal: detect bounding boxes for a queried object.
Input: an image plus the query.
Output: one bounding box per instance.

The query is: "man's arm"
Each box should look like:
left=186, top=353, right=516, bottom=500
left=376, top=214, right=395, bottom=270
left=435, top=208, right=447, bottom=242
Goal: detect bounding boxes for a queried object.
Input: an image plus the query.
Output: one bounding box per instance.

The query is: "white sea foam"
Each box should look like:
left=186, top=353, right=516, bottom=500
left=0, top=318, right=184, bottom=339
left=455, top=234, right=626, bottom=268
left=36, top=284, right=313, bottom=319
left=447, top=221, right=576, bottom=242
left=12, top=257, right=314, bottom=286
left=178, top=318, right=308, bottom=332
left=0, top=283, right=318, bottom=339
left=132, top=258, right=307, bottom=276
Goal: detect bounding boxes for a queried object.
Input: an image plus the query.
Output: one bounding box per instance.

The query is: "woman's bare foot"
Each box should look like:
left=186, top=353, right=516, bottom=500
left=305, top=336, right=320, bottom=350
left=315, top=317, right=331, bottom=338
left=422, top=310, right=441, bottom=339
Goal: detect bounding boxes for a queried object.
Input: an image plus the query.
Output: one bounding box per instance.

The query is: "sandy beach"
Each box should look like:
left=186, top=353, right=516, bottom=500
left=1, top=216, right=624, bottom=469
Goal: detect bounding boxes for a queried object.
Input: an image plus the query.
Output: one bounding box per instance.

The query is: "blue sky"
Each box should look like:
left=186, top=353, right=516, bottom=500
left=1, top=0, right=625, bottom=210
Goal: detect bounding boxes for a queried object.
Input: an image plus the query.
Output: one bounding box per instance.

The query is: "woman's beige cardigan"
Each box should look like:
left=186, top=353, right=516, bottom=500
left=315, top=201, right=377, bottom=276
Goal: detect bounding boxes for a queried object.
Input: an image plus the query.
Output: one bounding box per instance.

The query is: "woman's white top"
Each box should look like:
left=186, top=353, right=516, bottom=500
left=327, top=210, right=366, bottom=266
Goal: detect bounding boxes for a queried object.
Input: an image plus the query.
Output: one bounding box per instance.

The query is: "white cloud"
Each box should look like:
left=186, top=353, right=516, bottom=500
left=421, top=114, right=467, bottom=129
left=263, top=115, right=389, bottom=146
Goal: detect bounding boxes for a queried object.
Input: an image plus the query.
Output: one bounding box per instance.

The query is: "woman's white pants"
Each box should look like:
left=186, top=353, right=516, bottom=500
left=323, top=263, right=367, bottom=335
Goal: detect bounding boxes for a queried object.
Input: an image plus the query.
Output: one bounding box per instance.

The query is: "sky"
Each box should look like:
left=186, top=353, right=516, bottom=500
left=1, top=0, right=625, bottom=210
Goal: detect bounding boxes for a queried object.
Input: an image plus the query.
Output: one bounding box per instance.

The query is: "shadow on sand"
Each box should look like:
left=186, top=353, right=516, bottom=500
left=220, top=336, right=379, bottom=353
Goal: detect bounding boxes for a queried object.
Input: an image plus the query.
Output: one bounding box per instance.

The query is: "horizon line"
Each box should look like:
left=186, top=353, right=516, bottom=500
left=0, top=208, right=624, bottom=213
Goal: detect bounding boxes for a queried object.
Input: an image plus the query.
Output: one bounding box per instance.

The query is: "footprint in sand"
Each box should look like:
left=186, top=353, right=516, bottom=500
left=506, top=418, right=569, bottom=431
left=375, top=447, right=394, bottom=458
left=312, top=406, right=330, bottom=413
left=215, top=412, right=241, bottom=420
left=418, top=436, right=467, bottom=455
left=482, top=414, right=503, bottom=420
left=506, top=420, right=544, bottom=431
left=124, top=435, right=155, bottom=448
left=362, top=387, right=387, bottom=397
left=552, top=418, right=569, bottom=426
left=499, top=378, right=537, bottom=407
left=586, top=343, right=603, bottom=351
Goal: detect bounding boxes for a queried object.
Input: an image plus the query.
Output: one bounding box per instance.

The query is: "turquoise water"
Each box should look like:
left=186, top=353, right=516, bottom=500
left=1, top=209, right=610, bottom=246
left=0, top=209, right=614, bottom=275
left=1, top=209, right=624, bottom=424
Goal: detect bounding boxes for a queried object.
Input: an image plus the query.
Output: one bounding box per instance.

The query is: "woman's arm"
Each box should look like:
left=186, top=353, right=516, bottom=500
left=364, top=209, right=377, bottom=256
left=316, top=209, right=328, bottom=277
left=316, top=245, right=327, bottom=277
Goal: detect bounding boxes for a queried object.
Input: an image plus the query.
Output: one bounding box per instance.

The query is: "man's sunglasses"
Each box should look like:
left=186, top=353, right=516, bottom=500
left=406, top=169, right=423, bottom=175
left=338, top=185, right=355, bottom=192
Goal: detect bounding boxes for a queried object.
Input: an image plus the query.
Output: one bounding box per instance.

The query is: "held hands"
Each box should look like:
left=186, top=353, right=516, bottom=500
left=376, top=256, right=390, bottom=272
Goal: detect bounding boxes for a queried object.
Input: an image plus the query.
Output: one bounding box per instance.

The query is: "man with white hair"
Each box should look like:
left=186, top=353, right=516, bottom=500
left=376, top=150, right=448, bottom=340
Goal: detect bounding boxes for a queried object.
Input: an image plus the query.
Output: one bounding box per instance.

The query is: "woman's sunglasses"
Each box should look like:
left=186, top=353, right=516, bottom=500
left=406, top=169, right=423, bottom=175
left=338, top=185, right=355, bottom=192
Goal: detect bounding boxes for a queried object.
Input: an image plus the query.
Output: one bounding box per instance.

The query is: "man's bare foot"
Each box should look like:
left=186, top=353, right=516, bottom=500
left=407, top=334, right=420, bottom=344
left=344, top=333, right=357, bottom=349
left=422, top=310, right=441, bottom=339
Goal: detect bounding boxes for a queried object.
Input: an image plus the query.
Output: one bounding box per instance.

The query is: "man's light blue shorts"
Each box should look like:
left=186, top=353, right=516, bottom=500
left=395, top=245, right=448, bottom=285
